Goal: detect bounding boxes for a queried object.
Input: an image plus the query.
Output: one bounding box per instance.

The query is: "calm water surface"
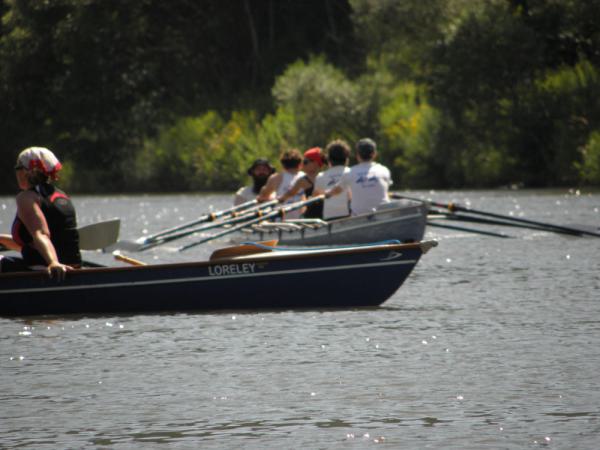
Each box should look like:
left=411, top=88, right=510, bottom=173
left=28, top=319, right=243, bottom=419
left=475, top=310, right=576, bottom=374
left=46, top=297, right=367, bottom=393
left=1, top=190, right=599, bottom=449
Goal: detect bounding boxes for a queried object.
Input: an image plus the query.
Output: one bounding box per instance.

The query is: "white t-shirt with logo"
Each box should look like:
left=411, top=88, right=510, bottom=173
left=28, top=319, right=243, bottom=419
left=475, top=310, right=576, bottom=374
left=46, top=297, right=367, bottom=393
left=315, top=166, right=351, bottom=219
left=339, top=162, right=393, bottom=216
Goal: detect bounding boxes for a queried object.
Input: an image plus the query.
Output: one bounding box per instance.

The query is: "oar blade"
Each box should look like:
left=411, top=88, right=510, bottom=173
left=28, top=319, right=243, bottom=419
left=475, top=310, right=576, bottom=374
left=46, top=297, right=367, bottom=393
left=78, top=219, right=121, bottom=250
left=209, top=240, right=278, bottom=261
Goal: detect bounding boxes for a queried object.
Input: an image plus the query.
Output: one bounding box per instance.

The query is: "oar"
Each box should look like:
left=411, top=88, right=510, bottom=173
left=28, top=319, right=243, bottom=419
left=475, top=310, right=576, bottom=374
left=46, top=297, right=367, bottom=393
left=136, top=202, right=279, bottom=251
left=392, top=193, right=600, bottom=238
left=107, top=199, right=280, bottom=252
left=139, top=198, right=265, bottom=245
left=113, top=252, right=146, bottom=266
left=426, top=221, right=512, bottom=238
left=179, top=196, right=325, bottom=252
left=428, top=209, right=558, bottom=233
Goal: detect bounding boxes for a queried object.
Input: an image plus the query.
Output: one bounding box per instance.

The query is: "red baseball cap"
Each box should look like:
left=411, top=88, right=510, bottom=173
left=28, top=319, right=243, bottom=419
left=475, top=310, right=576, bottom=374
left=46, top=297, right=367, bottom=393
left=303, top=147, right=325, bottom=167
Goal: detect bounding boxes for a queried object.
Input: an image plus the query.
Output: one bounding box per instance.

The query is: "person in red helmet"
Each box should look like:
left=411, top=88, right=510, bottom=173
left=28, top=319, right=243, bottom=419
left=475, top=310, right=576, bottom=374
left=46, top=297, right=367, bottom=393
left=0, top=147, right=81, bottom=279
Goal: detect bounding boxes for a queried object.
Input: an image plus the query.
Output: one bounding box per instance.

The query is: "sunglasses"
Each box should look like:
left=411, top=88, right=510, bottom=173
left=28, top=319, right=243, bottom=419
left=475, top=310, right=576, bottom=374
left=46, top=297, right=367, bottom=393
left=14, top=164, right=26, bottom=171
left=303, top=158, right=313, bottom=165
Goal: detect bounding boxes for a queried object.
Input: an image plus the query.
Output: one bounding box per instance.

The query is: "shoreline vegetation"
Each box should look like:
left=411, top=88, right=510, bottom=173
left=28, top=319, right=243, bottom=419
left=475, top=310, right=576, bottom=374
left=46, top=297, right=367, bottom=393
left=2, top=0, right=600, bottom=194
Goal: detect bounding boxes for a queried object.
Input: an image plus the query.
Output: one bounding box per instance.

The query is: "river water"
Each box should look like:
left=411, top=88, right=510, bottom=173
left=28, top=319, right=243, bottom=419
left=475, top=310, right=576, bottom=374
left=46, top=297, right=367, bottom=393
left=1, top=190, right=599, bottom=449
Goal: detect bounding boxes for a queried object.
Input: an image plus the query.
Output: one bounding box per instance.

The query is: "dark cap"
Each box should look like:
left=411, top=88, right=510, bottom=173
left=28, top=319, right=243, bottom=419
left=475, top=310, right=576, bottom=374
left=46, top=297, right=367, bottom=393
left=247, top=158, right=275, bottom=176
left=356, top=138, right=377, bottom=158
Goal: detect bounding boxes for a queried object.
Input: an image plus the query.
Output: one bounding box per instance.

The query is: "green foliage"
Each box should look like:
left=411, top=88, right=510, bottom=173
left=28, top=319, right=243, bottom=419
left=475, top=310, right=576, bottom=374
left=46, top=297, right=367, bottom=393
left=133, top=108, right=299, bottom=192
left=349, top=0, right=447, bottom=78
left=2, top=0, right=600, bottom=192
left=133, top=112, right=225, bottom=191
left=0, top=0, right=357, bottom=193
left=272, top=56, right=363, bottom=147
left=577, top=131, right=600, bottom=184
left=425, top=0, right=600, bottom=187
left=523, top=60, right=600, bottom=185
left=378, top=83, right=442, bottom=187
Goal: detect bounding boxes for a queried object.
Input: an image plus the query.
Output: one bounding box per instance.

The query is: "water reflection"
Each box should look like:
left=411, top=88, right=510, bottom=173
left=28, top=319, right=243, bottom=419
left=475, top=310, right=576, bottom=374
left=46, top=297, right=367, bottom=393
left=1, top=191, right=600, bottom=449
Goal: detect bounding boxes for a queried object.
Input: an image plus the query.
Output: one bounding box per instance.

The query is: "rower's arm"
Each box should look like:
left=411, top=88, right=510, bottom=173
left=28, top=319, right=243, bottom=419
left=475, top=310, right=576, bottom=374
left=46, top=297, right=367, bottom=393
left=324, top=184, right=344, bottom=199
left=16, top=191, right=72, bottom=279
left=17, top=192, right=59, bottom=265
left=258, top=173, right=281, bottom=202
left=0, top=234, right=21, bottom=251
left=279, top=178, right=308, bottom=203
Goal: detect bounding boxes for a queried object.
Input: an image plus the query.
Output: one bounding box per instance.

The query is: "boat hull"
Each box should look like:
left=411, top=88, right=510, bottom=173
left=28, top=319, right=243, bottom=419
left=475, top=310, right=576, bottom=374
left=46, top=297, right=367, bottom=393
left=235, top=200, right=427, bottom=246
left=0, top=242, right=434, bottom=317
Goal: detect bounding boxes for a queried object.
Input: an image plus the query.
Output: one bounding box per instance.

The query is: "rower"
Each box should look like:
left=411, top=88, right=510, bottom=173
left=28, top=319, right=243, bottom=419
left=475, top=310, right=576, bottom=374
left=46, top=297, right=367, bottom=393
left=278, top=147, right=326, bottom=219
left=233, top=158, right=275, bottom=206
left=0, top=147, right=81, bottom=280
left=324, top=138, right=393, bottom=216
left=313, top=139, right=352, bottom=220
left=258, top=149, right=305, bottom=219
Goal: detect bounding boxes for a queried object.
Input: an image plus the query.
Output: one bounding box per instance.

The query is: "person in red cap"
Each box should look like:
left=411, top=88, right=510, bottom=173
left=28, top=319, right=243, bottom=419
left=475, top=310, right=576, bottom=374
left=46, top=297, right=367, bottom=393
left=0, top=147, right=81, bottom=279
left=278, top=147, right=326, bottom=218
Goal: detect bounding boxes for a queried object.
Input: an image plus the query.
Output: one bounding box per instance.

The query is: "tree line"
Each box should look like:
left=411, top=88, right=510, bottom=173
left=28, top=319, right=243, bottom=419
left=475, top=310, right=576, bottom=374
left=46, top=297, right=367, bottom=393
left=1, top=0, right=599, bottom=194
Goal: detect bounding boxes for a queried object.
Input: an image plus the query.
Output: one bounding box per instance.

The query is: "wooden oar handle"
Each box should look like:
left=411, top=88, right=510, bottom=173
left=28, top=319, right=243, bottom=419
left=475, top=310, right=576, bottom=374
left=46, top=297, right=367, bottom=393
left=114, top=253, right=146, bottom=266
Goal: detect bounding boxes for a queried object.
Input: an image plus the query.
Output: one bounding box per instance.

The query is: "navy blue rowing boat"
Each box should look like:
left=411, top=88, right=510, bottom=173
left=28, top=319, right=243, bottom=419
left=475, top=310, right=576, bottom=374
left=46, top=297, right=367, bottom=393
left=0, top=240, right=437, bottom=316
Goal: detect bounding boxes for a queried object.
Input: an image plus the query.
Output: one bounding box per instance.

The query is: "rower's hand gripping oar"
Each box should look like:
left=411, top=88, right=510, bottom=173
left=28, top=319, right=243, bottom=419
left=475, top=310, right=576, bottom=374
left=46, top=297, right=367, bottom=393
left=392, top=193, right=600, bottom=238
left=179, top=195, right=325, bottom=252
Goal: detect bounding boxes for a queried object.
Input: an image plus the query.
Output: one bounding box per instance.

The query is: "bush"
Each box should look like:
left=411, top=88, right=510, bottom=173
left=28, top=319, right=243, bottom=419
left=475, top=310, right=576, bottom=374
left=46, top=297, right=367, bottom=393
left=577, top=131, right=600, bottom=185
left=272, top=56, right=363, bottom=147
left=132, top=112, right=224, bottom=191
left=378, top=82, right=443, bottom=188
left=131, top=108, right=299, bottom=192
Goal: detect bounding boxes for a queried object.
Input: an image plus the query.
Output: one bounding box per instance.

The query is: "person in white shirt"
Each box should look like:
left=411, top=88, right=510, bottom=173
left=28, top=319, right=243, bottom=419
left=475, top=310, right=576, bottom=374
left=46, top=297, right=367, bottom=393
left=233, top=158, right=275, bottom=205
left=279, top=147, right=326, bottom=219
left=313, top=139, right=351, bottom=219
left=258, top=149, right=305, bottom=219
left=324, top=138, right=392, bottom=216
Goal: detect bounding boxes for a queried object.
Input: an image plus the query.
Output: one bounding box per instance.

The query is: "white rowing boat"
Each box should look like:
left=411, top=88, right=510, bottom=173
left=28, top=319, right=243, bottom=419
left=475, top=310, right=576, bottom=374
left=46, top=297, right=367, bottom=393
left=230, top=199, right=427, bottom=246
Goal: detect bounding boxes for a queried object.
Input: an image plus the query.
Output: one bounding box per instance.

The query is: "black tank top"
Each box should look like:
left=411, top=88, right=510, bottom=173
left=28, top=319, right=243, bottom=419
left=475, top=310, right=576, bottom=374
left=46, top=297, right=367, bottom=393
left=301, top=176, right=323, bottom=219
left=12, top=183, right=82, bottom=266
